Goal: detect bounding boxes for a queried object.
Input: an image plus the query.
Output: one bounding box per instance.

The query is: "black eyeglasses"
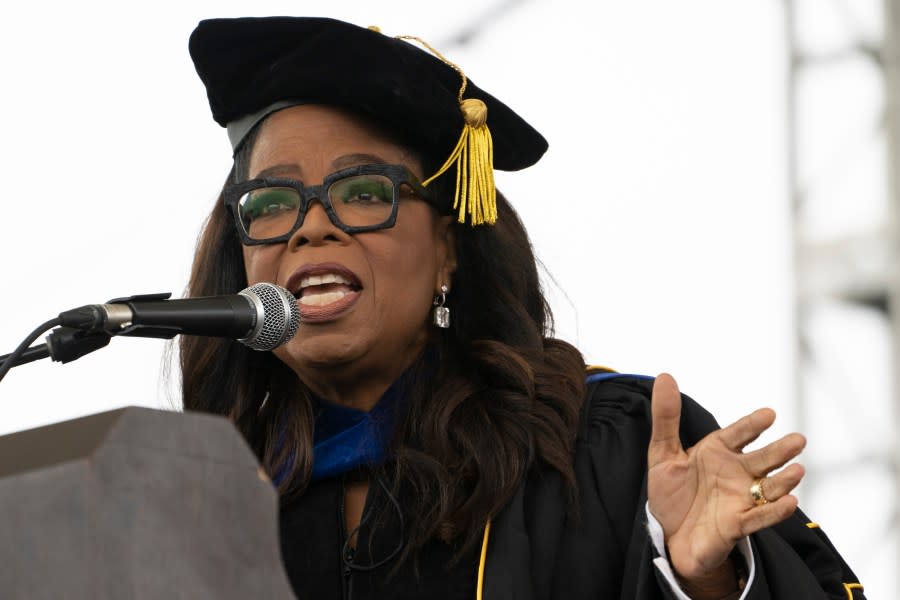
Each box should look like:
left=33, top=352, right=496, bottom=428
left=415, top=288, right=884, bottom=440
left=223, top=164, right=433, bottom=245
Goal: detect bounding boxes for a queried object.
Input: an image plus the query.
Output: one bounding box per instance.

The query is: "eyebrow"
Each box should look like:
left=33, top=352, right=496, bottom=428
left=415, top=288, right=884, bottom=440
left=331, top=153, right=391, bottom=170
left=253, top=164, right=301, bottom=179
left=252, top=153, right=391, bottom=181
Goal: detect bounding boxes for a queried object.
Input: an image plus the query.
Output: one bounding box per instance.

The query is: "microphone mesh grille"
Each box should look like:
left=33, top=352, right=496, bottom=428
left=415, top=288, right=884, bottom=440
left=242, top=283, right=300, bottom=351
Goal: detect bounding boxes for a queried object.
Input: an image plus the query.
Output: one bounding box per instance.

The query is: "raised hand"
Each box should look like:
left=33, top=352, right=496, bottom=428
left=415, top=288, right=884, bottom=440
left=647, top=373, right=806, bottom=598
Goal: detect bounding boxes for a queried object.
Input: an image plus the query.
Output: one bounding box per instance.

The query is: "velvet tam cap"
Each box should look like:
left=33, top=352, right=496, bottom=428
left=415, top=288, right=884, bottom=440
left=189, top=16, right=548, bottom=224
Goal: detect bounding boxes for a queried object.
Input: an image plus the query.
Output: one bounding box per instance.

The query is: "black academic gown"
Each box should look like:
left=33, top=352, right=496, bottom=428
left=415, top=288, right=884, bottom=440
left=280, top=375, right=866, bottom=599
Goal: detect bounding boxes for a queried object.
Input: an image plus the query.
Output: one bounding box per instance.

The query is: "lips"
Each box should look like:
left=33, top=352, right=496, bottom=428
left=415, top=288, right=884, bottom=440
left=285, top=263, right=362, bottom=322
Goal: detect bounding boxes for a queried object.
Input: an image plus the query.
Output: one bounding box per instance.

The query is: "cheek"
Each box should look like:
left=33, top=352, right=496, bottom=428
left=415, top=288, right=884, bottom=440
left=242, top=247, right=280, bottom=284
left=365, top=236, right=439, bottom=325
left=370, top=246, right=430, bottom=309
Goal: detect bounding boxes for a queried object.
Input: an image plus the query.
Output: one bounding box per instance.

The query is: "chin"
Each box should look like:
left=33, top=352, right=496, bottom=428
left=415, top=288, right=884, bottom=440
left=275, top=330, right=371, bottom=373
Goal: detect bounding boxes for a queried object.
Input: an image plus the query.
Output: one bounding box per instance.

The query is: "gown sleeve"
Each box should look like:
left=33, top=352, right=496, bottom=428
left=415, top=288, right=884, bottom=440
left=577, top=374, right=866, bottom=600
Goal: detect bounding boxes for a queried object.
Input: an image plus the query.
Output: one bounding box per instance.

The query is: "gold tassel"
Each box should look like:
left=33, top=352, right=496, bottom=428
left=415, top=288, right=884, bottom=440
left=422, top=98, right=496, bottom=225
left=394, top=34, right=498, bottom=226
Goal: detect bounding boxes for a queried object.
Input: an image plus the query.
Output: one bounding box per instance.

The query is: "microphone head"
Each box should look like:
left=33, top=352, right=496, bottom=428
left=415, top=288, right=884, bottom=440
left=238, top=283, right=300, bottom=351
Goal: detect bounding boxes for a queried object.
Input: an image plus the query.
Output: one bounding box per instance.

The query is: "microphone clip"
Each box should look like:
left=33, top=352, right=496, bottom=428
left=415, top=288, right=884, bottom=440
left=58, top=292, right=173, bottom=335
left=104, top=293, right=183, bottom=339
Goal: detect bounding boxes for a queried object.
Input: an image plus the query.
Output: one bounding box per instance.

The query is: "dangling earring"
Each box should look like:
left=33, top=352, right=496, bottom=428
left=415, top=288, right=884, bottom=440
left=432, top=285, right=450, bottom=328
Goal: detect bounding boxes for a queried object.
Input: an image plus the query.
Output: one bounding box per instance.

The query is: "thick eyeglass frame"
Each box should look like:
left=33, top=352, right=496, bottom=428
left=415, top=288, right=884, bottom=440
left=223, top=164, right=434, bottom=245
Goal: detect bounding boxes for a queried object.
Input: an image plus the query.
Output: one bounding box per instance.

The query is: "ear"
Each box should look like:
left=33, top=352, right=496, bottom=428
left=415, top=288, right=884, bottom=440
left=434, top=216, right=458, bottom=292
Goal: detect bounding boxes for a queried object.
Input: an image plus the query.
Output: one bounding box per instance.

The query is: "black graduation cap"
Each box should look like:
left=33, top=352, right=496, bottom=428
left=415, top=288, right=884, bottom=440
left=189, top=16, right=548, bottom=225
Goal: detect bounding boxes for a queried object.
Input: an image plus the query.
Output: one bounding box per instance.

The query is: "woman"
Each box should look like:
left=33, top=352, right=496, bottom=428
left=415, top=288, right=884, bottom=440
left=183, top=17, right=864, bottom=600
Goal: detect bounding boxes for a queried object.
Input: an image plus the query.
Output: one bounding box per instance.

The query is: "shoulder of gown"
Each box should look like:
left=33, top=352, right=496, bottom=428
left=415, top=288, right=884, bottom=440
left=483, top=373, right=867, bottom=600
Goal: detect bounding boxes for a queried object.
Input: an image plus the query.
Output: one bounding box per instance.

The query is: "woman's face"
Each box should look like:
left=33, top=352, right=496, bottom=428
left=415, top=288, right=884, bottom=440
left=243, top=105, right=456, bottom=397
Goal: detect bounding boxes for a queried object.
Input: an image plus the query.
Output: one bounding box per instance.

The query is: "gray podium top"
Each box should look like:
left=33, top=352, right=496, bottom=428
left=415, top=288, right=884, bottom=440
left=0, top=407, right=296, bottom=599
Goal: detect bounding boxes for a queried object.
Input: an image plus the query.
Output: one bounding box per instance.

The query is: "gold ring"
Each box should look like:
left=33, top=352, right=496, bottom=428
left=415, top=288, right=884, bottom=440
left=750, top=477, right=768, bottom=506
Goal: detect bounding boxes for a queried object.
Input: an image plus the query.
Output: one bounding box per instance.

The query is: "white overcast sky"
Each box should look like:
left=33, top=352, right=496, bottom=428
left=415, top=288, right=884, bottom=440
left=0, top=0, right=792, bottom=431
left=0, top=1, right=890, bottom=597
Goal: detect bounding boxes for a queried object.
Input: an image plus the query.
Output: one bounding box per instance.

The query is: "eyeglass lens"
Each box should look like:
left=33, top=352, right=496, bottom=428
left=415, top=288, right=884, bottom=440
left=237, top=174, right=395, bottom=239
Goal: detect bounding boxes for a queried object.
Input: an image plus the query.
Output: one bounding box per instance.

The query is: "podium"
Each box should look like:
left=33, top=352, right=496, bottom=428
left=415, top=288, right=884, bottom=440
left=0, top=407, right=296, bottom=599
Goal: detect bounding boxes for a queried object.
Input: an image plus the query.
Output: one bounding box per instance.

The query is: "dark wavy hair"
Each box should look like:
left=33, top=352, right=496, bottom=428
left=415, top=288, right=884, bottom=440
left=181, top=119, right=586, bottom=561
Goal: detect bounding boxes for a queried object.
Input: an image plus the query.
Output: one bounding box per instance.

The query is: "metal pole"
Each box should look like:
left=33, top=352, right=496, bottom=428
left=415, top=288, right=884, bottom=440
left=881, top=2, right=900, bottom=589
left=784, top=0, right=810, bottom=496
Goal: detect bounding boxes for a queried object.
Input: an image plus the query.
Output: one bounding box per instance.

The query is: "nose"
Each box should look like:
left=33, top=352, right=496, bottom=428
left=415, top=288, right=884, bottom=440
left=287, top=197, right=349, bottom=250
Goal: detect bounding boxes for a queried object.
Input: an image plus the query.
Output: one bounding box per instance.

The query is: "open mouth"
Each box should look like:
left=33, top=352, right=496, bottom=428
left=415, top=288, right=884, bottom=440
left=294, top=272, right=362, bottom=307
left=285, top=263, right=363, bottom=322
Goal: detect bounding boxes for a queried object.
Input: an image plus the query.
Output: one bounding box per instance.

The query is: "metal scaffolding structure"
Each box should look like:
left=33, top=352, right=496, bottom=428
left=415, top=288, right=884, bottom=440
left=787, top=0, right=898, bottom=595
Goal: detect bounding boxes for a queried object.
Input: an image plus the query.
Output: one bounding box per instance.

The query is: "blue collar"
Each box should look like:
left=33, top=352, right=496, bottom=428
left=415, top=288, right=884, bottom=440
left=272, top=366, right=419, bottom=486
left=308, top=376, right=407, bottom=482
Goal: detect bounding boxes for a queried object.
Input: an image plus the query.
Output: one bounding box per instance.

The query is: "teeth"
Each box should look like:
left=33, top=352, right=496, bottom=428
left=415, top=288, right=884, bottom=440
left=299, top=273, right=351, bottom=289
left=299, top=290, right=348, bottom=306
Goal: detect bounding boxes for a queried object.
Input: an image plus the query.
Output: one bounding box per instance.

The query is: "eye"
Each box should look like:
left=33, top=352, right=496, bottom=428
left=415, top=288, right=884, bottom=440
left=240, top=187, right=300, bottom=219
left=330, top=175, right=393, bottom=206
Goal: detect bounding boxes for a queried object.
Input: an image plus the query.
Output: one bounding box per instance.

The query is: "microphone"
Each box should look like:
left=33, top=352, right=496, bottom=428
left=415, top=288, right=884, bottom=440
left=57, top=283, right=300, bottom=351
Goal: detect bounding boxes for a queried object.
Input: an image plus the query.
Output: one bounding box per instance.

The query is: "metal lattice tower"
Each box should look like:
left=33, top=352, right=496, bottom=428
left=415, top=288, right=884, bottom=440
left=787, top=0, right=898, bottom=596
